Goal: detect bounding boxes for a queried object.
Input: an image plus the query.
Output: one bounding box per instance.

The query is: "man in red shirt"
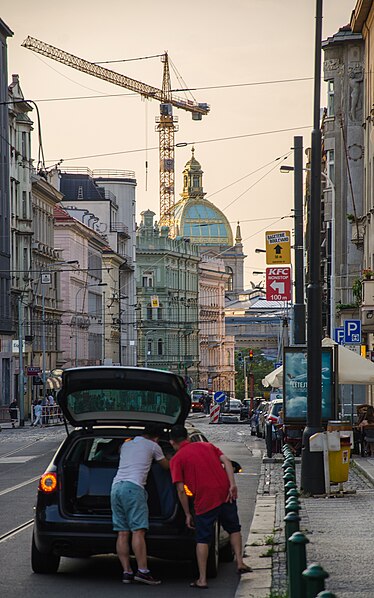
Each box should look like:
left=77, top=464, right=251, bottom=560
left=169, top=425, right=251, bottom=589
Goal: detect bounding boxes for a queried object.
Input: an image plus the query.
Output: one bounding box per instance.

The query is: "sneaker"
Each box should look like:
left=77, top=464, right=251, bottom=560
left=134, top=570, right=161, bottom=585
left=122, top=571, right=134, bottom=584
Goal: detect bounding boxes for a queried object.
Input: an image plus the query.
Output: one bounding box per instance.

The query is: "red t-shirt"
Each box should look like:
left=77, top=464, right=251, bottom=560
left=170, top=440, right=230, bottom=515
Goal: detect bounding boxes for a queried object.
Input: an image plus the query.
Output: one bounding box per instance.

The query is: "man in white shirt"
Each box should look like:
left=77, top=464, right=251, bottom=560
left=111, top=423, right=169, bottom=585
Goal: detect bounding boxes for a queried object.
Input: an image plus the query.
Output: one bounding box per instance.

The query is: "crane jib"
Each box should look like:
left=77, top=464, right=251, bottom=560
left=21, top=36, right=209, bottom=115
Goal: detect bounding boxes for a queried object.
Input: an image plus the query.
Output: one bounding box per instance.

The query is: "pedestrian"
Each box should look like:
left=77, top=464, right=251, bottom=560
left=110, top=423, right=170, bottom=585
left=47, top=393, right=55, bottom=406
left=203, top=394, right=211, bottom=415
left=32, top=400, right=43, bottom=427
left=169, top=425, right=251, bottom=589
left=8, top=399, right=18, bottom=428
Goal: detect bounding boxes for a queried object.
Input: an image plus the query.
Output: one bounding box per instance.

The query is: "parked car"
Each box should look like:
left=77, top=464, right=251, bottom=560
left=32, top=367, right=238, bottom=578
left=225, top=398, right=242, bottom=415
left=240, top=399, right=251, bottom=420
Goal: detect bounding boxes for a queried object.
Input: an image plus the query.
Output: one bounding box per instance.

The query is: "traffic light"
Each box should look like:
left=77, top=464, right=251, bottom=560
left=238, top=351, right=243, bottom=363
left=249, top=349, right=254, bottom=361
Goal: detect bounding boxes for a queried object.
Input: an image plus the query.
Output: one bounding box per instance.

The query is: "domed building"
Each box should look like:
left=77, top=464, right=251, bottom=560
left=165, top=148, right=245, bottom=298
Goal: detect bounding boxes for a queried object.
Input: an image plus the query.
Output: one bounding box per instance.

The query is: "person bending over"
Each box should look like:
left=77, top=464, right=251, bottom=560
left=169, top=425, right=251, bottom=589
left=110, top=423, right=169, bottom=585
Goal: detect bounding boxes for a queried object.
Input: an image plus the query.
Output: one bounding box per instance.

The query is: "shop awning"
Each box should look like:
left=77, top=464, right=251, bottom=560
left=262, top=337, right=374, bottom=388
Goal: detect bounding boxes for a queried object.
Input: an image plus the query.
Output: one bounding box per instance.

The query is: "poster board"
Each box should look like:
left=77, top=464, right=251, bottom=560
left=283, top=347, right=335, bottom=423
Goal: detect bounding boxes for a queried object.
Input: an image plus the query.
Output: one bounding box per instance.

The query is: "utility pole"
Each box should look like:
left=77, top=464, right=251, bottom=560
left=18, top=296, right=25, bottom=427
left=301, top=0, right=325, bottom=496
left=293, top=136, right=306, bottom=345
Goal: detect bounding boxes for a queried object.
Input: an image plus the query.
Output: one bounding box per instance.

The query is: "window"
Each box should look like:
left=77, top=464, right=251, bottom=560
left=326, top=149, right=335, bottom=185
left=142, top=271, right=153, bottom=287
left=147, top=305, right=153, bottom=320
left=193, top=175, right=199, bottom=188
left=327, top=80, right=334, bottom=117
left=22, top=191, right=27, bottom=218
left=157, top=338, right=163, bottom=355
left=157, top=305, right=163, bottom=320
left=147, top=339, right=152, bottom=356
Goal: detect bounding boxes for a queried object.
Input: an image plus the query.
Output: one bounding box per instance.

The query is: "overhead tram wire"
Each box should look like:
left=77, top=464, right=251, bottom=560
left=45, top=125, right=310, bottom=163
left=27, top=75, right=315, bottom=104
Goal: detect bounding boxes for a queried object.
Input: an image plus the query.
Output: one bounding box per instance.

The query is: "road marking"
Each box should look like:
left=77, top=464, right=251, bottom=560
left=0, top=520, right=34, bottom=544
left=0, top=475, right=40, bottom=497
left=0, top=456, right=37, bottom=464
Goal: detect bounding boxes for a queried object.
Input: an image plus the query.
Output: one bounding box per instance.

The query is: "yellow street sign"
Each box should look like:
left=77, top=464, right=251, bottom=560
left=265, top=230, right=291, bottom=265
left=151, top=295, right=159, bottom=308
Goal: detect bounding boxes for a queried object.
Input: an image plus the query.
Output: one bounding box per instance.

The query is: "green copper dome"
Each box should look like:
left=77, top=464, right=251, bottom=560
left=173, top=148, right=233, bottom=246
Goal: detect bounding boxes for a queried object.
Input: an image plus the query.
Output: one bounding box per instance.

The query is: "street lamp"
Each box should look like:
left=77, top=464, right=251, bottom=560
left=41, top=260, right=79, bottom=402
left=74, top=282, right=107, bottom=367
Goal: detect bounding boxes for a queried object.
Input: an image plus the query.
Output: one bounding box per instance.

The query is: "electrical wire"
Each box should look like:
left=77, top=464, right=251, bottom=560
left=45, top=125, right=310, bottom=163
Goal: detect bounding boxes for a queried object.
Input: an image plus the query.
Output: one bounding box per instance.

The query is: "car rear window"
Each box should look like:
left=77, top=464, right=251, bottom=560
left=272, top=402, right=283, bottom=417
left=66, top=388, right=181, bottom=423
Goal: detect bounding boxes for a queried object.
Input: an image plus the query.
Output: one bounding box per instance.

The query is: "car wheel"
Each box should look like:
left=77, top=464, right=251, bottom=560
left=31, top=533, right=60, bottom=574
left=206, top=521, right=219, bottom=578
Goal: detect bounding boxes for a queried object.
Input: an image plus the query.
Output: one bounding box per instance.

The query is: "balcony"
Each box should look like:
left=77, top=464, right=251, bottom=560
left=110, top=222, right=129, bottom=236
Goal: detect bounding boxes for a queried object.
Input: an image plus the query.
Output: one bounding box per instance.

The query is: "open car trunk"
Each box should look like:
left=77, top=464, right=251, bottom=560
left=61, top=435, right=177, bottom=520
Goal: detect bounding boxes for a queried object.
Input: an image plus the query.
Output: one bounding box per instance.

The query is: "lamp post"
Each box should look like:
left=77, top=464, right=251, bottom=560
left=18, top=296, right=25, bottom=427
left=41, top=260, right=79, bottom=402
left=303, top=0, right=324, bottom=495
left=74, top=282, right=106, bottom=367
left=280, top=166, right=335, bottom=339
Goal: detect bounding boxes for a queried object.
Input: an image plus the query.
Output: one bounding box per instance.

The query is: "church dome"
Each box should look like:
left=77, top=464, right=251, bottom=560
left=171, top=148, right=233, bottom=246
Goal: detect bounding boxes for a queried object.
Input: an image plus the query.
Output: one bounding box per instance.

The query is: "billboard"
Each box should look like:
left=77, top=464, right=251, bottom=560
left=283, top=347, right=335, bottom=423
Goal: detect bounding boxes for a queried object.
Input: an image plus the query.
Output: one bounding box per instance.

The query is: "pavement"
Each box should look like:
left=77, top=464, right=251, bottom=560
left=236, top=452, right=374, bottom=598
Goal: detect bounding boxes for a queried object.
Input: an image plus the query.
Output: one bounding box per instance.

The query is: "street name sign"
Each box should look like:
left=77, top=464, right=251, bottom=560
left=266, top=267, right=291, bottom=301
left=265, top=230, right=291, bottom=265
left=214, top=391, right=226, bottom=404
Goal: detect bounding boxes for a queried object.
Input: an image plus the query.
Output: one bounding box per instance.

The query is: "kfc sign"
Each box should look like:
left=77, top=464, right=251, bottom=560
left=266, top=267, right=292, bottom=301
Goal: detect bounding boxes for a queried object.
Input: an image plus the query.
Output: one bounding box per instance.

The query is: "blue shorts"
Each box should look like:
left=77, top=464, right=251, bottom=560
left=111, top=481, right=149, bottom=532
left=194, top=501, right=241, bottom=544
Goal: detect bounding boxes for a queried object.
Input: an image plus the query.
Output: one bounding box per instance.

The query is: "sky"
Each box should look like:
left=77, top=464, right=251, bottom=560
left=2, top=0, right=355, bottom=288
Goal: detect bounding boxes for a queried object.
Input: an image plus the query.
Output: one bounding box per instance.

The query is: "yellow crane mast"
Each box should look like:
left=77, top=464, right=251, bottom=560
left=22, top=36, right=210, bottom=230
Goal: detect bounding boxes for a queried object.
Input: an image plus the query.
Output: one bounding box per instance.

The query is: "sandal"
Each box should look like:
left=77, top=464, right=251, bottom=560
left=237, top=565, right=253, bottom=574
left=190, top=581, right=208, bottom=589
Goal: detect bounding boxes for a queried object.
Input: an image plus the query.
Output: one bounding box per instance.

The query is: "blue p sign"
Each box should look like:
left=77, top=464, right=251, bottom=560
left=334, top=327, right=345, bottom=345
left=344, top=319, right=361, bottom=345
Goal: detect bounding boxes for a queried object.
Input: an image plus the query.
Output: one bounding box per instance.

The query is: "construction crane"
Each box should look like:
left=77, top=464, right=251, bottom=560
left=22, top=36, right=210, bottom=231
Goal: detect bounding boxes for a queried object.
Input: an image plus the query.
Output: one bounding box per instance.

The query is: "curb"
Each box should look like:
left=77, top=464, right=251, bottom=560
left=235, top=494, right=276, bottom=598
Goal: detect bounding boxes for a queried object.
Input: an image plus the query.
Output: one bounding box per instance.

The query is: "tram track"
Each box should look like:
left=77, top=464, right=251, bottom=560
left=0, top=519, right=34, bottom=544
left=0, top=438, right=41, bottom=459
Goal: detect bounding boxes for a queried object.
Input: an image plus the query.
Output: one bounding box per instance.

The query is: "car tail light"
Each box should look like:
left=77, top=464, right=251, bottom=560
left=184, top=484, right=193, bottom=497
left=268, top=415, right=278, bottom=423
left=39, top=472, right=58, bottom=493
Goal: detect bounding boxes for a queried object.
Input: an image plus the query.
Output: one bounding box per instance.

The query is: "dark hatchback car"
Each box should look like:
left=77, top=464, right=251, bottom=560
left=32, top=367, right=235, bottom=578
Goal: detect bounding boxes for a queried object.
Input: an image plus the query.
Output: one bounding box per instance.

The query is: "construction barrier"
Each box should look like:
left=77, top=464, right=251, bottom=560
left=209, top=403, right=220, bottom=424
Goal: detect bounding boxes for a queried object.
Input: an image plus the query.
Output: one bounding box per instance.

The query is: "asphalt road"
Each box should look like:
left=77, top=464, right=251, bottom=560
left=0, top=418, right=264, bottom=597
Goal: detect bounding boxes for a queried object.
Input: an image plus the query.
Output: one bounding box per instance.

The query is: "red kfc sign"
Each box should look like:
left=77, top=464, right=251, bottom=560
left=266, top=267, right=292, bottom=301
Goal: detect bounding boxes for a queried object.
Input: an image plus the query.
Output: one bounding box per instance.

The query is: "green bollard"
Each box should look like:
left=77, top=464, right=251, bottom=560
left=284, top=466, right=296, bottom=477
left=285, top=496, right=301, bottom=509
left=284, top=511, right=300, bottom=544
left=286, top=487, right=300, bottom=502
left=288, top=531, right=309, bottom=598
left=285, top=499, right=301, bottom=515
left=284, top=480, right=296, bottom=501
left=316, top=592, right=337, bottom=597
left=302, top=563, right=329, bottom=598
left=283, top=472, right=296, bottom=486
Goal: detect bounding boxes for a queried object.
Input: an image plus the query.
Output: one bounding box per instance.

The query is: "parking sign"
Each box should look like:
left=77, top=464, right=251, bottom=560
left=343, top=320, right=361, bottom=345
left=334, top=327, right=345, bottom=345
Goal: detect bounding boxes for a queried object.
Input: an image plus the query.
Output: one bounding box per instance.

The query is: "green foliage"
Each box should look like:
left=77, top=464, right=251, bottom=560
left=235, top=349, right=276, bottom=399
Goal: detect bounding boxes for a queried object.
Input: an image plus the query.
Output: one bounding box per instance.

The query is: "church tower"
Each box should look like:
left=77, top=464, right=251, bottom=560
left=172, top=148, right=245, bottom=298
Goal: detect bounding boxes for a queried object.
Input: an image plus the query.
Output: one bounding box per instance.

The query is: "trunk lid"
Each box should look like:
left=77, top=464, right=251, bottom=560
left=58, top=366, right=191, bottom=429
